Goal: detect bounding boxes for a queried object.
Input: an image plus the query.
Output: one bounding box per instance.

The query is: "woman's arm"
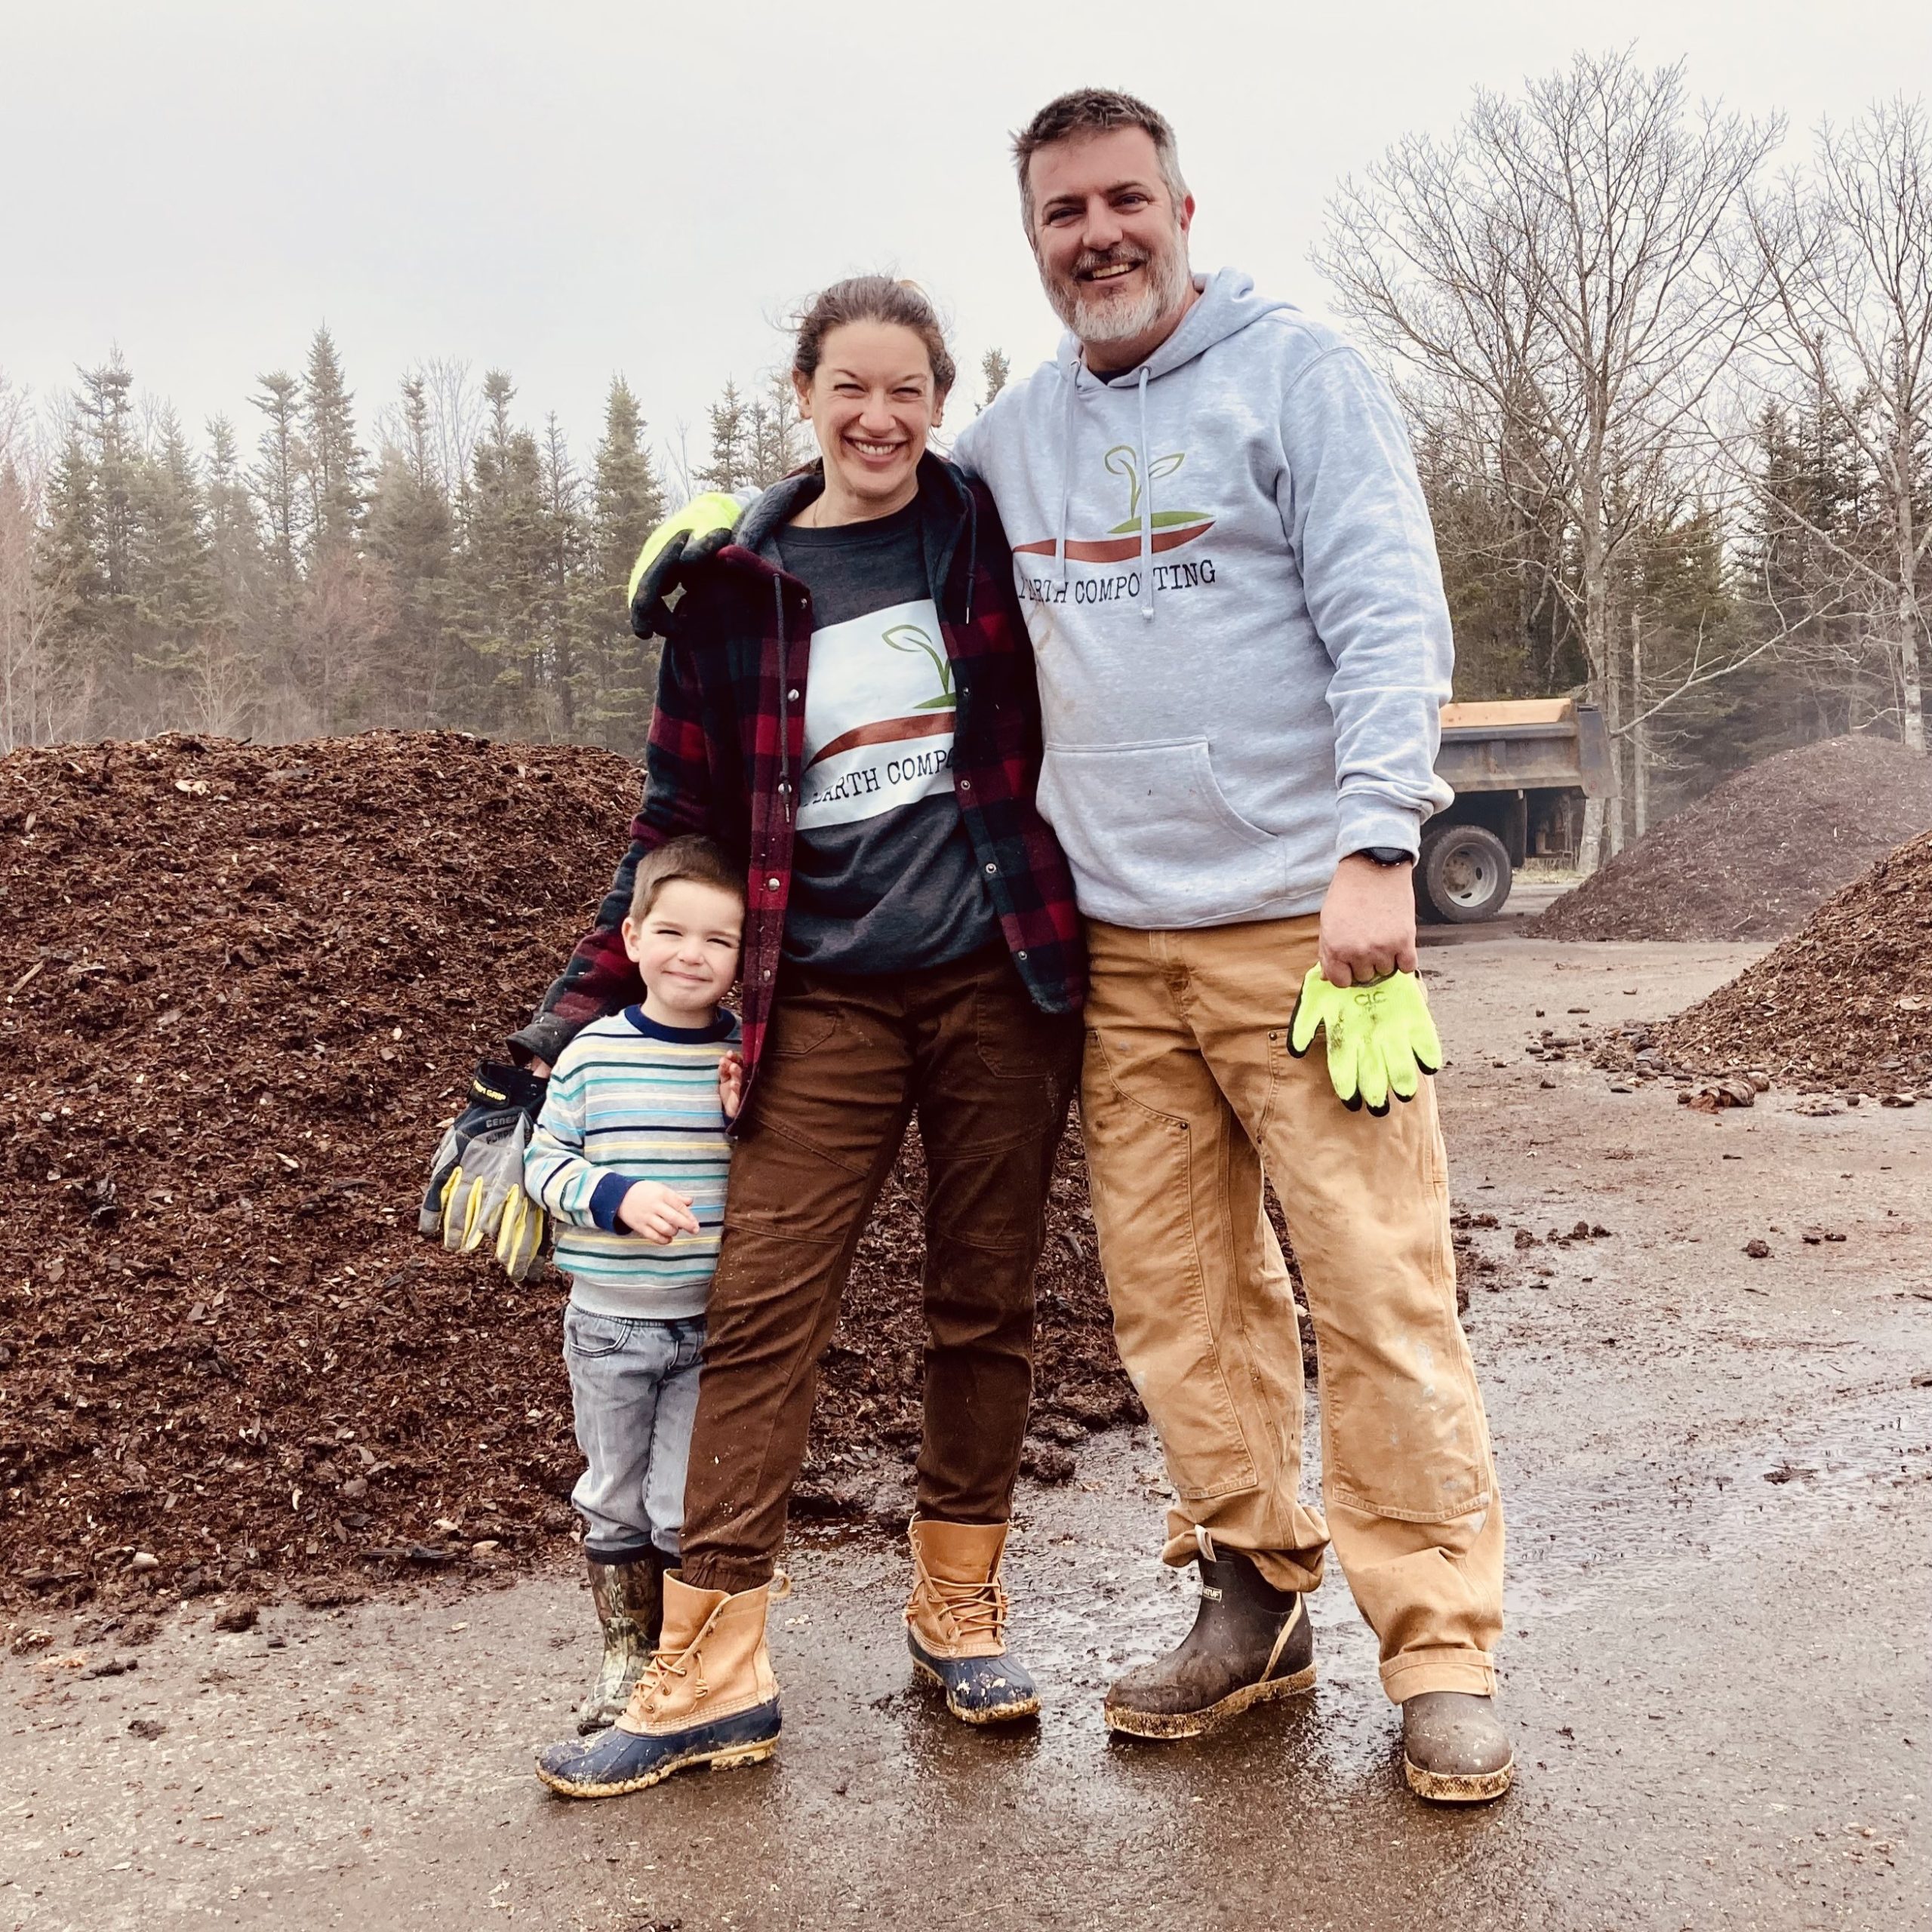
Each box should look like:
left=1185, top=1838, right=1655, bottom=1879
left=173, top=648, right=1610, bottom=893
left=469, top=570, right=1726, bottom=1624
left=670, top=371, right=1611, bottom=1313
left=507, top=637, right=720, bottom=1067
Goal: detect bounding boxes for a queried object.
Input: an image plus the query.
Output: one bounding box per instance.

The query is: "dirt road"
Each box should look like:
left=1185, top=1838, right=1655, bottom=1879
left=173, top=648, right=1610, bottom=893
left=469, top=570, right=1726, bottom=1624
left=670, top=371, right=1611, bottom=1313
left=4, top=925, right=1927, bottom=1930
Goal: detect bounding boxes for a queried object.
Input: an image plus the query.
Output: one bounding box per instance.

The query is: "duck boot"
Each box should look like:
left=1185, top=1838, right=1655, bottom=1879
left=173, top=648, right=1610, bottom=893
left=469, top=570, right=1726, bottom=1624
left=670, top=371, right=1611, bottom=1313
left=534, top=1574, right=781, bottom=1798
left=904, top=1519, right=1040, bottom=1724
left=1103, top=1551, right=1315, bottom=1739
left=1401, top=1691, right=1514, bottom=1802
left=575, top=1546, right=666, bottom=1735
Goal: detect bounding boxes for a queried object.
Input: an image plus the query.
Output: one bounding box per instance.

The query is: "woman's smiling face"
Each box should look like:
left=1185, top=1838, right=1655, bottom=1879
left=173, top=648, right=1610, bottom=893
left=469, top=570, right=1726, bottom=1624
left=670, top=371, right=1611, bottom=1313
left=794, top=320, right=946, bottom=517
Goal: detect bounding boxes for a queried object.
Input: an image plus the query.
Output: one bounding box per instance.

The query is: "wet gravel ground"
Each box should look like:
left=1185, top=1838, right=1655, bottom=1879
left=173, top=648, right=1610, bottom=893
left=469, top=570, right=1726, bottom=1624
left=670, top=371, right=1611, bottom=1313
left=3, top=925, right=1928, bottom=1931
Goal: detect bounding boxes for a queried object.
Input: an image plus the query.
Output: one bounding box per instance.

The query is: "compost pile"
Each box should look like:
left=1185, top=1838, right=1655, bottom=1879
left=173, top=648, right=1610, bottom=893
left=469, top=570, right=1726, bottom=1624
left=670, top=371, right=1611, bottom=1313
left=0, top=733, right=1150, bottom=1614
left=2, top=732, right=1499, bottom=1616
left=1531, top=735, right=1932, bottom=943
left=1653, top=827, right=1932, bottom=1091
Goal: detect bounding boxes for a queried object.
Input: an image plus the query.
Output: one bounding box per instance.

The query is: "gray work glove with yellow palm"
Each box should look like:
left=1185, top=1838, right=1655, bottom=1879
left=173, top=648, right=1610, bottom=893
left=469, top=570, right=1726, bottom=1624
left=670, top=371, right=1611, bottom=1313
left=419, top=1061, right=550, bottom=1280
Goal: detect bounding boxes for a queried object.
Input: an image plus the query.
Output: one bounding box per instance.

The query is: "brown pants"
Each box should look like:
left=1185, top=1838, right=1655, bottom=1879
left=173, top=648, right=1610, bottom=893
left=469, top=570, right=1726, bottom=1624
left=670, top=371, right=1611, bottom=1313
left=1082, top=915, right=1503, bottom=1703
left=679, top=944, right=1081, bottom=1596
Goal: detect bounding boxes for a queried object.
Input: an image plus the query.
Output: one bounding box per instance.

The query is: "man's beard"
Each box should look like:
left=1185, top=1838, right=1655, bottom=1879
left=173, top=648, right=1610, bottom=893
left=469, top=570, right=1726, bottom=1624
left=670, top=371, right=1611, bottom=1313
left=1041, top=230, right=1192, bottom=348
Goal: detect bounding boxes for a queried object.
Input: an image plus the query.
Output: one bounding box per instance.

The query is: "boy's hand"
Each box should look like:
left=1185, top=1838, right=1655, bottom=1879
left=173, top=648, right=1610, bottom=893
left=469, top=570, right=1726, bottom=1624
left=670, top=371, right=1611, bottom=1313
left=718, top=1051, right=745, bottom=1121
left=617, top=1181, right=701, bottom=1244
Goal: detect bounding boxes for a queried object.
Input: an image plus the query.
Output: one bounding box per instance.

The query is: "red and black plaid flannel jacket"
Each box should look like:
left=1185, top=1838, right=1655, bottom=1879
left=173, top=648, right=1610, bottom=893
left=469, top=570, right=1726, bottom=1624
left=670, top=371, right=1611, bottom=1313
left=512, top=456, right=1085, bottom=1115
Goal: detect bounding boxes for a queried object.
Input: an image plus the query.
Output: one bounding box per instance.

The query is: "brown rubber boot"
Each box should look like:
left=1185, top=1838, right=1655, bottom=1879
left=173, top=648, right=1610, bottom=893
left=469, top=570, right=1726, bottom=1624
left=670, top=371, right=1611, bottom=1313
left=1401, top=1691, right=1514, bottom=1801
left=534, top=1574, right=781, bottom=1798
left=576, top=1546, right=666, bottom=1734
left=904, top=1520, right=1041, bottom=1724
left=1103, top=1551, right=1315, bottom=1739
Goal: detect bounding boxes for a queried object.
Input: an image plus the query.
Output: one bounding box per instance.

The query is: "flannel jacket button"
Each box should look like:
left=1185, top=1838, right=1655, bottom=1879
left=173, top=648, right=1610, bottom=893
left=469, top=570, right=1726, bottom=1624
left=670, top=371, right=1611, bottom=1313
left=762, top=969, right=773, bottom=980
left=1017, top=949, right=1028, bottom=961
left=766, top=876, right=780, bottom=891
left=958, top=778, right=971, bottom=790
left=787, top=688, right=800, bottom=701
left=984, top=863, right=998, bottom=875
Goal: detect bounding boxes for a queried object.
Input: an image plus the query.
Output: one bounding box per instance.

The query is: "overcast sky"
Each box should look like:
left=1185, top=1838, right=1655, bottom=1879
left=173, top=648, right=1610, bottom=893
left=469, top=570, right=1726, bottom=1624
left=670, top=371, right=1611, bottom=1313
left=6, top=0, right=1930, bottom=474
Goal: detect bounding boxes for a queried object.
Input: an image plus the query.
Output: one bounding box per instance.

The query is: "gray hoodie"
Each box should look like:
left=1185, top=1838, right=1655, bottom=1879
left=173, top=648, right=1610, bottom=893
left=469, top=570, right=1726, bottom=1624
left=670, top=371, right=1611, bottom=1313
left=950, top=266, right=1453, bottom=931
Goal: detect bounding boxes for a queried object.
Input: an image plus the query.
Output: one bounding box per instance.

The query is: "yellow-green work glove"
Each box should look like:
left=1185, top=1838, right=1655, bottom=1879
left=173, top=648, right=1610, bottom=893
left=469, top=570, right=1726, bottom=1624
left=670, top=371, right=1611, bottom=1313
left=1287, top=968, right=1443, bottom=1116
left=628, top=491, right=747, bottom=637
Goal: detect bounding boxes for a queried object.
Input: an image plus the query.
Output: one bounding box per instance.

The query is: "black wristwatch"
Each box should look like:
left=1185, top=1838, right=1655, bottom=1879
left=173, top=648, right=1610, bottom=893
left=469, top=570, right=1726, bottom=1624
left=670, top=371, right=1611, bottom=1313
left=1352, top=846, right=1414, bottom=868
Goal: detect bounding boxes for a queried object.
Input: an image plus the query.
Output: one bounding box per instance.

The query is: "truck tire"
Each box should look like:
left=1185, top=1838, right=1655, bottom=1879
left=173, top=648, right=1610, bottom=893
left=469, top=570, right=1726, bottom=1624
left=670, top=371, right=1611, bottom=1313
left=1418, top=823, right=1512, bottom=924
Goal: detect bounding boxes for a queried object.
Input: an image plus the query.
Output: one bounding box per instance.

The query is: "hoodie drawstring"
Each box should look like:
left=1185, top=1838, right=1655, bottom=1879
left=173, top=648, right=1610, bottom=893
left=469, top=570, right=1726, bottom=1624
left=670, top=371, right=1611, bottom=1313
left=1136, top=365, right=1154, bottom=620
left=1057, top=374, right=1076, bottom=583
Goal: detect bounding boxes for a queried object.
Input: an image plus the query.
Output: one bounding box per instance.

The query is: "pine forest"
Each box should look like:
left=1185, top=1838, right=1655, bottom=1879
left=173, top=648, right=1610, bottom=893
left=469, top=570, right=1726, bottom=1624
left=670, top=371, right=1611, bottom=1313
left=3, top=55, right=1930, bottom=858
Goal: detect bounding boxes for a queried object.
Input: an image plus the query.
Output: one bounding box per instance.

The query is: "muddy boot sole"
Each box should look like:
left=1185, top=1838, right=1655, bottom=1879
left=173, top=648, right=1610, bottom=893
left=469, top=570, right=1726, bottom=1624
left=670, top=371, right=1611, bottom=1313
left=909, top=1654, right=1041, bottom=1724
left=535, top=1735, right=777, bottom=1799
left=1404, top=1752, right=1515, bottom=1803
left=1104, top=1662, right=1317, bottom=1740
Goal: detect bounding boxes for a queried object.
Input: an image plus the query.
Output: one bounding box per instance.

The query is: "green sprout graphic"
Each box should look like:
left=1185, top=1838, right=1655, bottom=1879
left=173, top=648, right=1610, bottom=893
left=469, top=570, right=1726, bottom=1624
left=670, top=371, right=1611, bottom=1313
left=882, top=623, right=955, bottom=711
left=1103, top=445, right=1202, bottom=534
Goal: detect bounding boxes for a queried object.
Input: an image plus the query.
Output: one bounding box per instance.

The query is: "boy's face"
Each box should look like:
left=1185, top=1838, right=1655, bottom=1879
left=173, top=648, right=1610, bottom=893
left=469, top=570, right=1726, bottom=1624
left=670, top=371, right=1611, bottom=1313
left=621, top=878, right=744, bottom=1018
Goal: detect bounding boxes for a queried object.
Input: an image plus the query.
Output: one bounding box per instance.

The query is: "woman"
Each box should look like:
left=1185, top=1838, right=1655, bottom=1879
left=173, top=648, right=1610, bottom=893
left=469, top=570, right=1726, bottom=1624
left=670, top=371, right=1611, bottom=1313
left=527, top=278, right=1085, bottom=1798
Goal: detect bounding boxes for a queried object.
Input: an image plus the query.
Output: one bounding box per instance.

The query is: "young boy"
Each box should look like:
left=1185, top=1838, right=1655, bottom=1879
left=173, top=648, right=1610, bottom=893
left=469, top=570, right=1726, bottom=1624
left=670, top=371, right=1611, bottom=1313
left=523, top=835, right=746, bottom=1734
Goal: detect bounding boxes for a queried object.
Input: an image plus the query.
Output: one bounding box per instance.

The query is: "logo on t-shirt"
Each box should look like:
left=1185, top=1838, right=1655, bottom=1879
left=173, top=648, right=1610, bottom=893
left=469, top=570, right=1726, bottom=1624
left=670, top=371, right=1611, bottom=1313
left=797, top=596, right=958, bottom=829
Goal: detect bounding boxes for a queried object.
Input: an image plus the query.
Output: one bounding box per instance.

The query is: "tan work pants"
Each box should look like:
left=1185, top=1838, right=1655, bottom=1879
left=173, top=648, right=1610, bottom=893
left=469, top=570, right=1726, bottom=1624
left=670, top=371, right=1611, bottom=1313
left=1082, top=914, right=1503, bottom=1702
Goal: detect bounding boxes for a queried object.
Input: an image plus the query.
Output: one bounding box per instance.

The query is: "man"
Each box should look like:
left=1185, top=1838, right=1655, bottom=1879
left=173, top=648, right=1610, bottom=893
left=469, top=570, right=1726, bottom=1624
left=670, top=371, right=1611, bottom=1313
left=940, top=88, right=1509, bottom=1802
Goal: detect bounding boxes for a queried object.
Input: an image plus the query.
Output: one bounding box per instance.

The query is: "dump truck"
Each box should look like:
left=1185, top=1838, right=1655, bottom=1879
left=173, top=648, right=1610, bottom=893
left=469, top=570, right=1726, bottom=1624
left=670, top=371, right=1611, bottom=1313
left=1419, top=698, right=1614, bottom=922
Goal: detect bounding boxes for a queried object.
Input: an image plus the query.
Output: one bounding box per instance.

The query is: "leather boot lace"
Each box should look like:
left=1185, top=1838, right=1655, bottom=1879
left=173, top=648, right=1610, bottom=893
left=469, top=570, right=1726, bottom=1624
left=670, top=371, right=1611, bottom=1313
left=931, top=1575, right=1009, bottom=1647
left=622, top=1616, right=720, bottom=1721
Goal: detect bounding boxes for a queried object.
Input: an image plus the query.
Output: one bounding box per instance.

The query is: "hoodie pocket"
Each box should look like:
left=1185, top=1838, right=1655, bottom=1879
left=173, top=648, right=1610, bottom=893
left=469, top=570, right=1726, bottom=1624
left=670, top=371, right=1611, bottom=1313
left=1038, top=740, right=1285, bottom=923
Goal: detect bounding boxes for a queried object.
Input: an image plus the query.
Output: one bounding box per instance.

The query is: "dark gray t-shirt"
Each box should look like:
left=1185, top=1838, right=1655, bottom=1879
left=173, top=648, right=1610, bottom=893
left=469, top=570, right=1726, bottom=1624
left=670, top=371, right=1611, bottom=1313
left=774, top=500, right=995, bottom=974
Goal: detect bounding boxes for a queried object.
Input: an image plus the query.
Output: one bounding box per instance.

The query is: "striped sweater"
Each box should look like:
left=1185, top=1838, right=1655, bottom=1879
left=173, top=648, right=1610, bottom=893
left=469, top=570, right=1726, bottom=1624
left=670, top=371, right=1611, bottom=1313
left=523, top=1006, right=739, bottom=1319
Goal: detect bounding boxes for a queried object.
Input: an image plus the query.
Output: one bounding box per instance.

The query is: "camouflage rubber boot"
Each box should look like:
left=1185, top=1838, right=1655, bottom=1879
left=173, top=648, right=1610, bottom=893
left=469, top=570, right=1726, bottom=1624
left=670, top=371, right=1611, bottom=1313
left=904, top=1519, right=1040, bottom=1724
left=1401, top=1691, right=1514, bottom=1802
left=536, top=1574, right=782, bottom=1799
left=576, top=1547, right=666, bottom=1735
left=1103, top=1550, right=1315, bottom=1739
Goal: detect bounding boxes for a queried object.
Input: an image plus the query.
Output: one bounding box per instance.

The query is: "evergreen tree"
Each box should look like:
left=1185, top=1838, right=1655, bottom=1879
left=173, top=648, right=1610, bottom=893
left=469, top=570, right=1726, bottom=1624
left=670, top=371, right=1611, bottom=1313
left=1, top=445, right=61, bottom=750
left=582, top=375, right=666, bottom=746
left=35, top=432, right=103, bottom=698
left=300, top=326, right=365, bottom=561
left=459, top=369, right=552, bottom=735
left=205, top=417, right=262, bottom=601
left=47, top=356, right=144, bottom=728
left=365, top=374, right=457, bottom=725
left=197, top=416, right=266, bottom=734
left=980, top=348, right=1011, bottom=408
left=128, top=411, right=218, bottom=706
left=539, top=412, right=588, bottom=734
left=746, top=372, right=802, bottom=488
left=250, top=370, right=304, bottom=590
left=75, top=356, right=138, bottom=606
left=697, top=380, right=751, bottom=491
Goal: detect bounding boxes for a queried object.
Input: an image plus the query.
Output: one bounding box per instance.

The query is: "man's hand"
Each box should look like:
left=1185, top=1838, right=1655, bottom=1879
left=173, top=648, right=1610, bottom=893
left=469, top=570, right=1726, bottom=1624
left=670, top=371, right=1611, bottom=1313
left=1317, top=854, right=1418, bottom=987
left=617, top=1181, right=702, bottom=1245
left=718, top=1051, right=745, bottom=1122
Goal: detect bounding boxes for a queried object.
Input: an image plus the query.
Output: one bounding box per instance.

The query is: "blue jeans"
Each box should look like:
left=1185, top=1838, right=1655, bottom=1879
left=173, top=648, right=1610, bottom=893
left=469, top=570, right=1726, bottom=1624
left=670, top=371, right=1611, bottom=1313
left=562, top=1305, right=706, bottom=1560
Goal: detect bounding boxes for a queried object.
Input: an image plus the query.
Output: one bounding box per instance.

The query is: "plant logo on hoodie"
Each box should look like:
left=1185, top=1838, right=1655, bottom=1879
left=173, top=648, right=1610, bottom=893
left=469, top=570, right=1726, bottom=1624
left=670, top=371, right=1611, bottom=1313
left=1014, top=445, right=1214, bottom=563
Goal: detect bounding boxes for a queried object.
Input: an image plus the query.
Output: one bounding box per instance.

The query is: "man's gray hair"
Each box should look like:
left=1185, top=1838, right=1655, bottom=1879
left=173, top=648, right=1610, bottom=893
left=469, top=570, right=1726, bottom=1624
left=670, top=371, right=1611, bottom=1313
left=1011, top=88, right=1189, bottom=235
